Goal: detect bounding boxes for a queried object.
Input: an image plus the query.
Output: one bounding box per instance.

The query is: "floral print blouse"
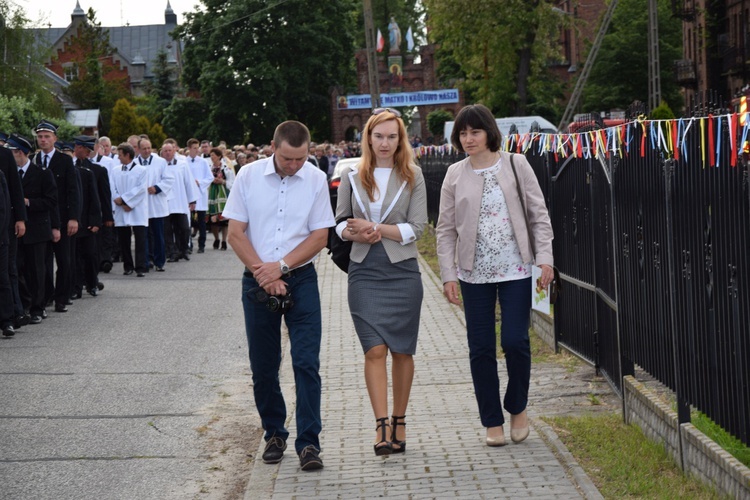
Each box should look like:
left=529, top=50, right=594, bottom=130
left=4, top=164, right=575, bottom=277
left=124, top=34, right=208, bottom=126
left=457, top=160, right=531, bottom=284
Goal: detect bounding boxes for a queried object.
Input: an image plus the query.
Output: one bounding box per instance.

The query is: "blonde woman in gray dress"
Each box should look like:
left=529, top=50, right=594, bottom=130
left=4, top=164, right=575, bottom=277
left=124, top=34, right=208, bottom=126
left=335, top=108, right=428, bottom=456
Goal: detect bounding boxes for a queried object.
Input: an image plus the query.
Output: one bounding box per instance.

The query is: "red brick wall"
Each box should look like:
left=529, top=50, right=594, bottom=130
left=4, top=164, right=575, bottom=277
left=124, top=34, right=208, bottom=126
left=46, top=27, right=131, bottom=90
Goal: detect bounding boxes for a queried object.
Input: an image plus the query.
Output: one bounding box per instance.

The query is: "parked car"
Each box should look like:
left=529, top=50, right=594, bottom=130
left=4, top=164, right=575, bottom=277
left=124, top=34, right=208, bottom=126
left=329, top=157, right=361, bottom=211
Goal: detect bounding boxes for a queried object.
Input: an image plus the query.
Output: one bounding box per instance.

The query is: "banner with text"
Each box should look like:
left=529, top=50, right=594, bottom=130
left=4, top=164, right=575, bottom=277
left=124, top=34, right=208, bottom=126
left=337, top=89, right=459, bottom=110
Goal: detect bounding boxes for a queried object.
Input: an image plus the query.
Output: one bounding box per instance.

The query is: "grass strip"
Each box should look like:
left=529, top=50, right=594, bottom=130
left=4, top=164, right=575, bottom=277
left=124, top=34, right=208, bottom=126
left=544, top=413, right=721, bottom=499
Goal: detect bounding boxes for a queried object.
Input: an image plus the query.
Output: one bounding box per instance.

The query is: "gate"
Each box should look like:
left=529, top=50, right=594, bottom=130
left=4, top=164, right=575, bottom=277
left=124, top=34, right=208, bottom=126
left=547, top=153, right=623, bottom=392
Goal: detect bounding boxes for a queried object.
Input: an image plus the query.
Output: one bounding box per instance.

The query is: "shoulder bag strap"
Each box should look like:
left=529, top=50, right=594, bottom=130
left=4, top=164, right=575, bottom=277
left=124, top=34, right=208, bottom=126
left=509, top=154, right=536, bottom=257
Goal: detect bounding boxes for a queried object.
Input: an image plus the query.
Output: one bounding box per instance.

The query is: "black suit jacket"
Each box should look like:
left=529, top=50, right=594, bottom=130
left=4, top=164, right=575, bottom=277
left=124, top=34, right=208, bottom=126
left=35, top=151, right=81, bottom=224
left=0, top=171, right=9, bottom=243
left=86, top=160, right=113, bottom=223
left=0, top=146, right=26, bottom=229
left=74, top=163, right=102, bottom=236
left=20, top=163, right=59, bottom=245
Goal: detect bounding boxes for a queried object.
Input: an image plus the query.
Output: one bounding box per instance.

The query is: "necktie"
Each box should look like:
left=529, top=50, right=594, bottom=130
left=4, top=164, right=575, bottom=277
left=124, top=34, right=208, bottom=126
left=76, top=159, right=81, bottom=167
left=122, top=165, right=127, bottom=172
left=43, top=154, right=49, bottom=168
left=18, top=168, right=24, bottom=180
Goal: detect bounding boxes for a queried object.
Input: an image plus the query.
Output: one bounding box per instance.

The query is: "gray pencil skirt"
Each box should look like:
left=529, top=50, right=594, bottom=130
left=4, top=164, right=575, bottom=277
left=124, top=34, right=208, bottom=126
left=348, top=242, right=423, bottom=355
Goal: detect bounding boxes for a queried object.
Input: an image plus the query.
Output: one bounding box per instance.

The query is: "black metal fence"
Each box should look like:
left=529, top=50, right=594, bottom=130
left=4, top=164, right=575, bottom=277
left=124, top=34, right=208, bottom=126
left=417, top=123, right=750, bottom=446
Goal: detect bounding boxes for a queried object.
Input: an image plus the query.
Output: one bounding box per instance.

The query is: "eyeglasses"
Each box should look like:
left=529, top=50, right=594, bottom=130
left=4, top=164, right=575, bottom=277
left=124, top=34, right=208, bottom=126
left=372, top=107, right=402, bottom=118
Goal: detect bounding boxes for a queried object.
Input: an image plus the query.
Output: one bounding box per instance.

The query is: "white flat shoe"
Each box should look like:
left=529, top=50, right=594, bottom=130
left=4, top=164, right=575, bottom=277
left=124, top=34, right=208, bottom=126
left=486, top=427, right=506, bottom=447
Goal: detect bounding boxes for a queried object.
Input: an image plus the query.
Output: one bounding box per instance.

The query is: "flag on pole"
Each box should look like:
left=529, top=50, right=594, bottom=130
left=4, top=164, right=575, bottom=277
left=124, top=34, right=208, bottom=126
left=376, top=29, right=384, bottom=52
left=406, top=26, right=414, bottom=51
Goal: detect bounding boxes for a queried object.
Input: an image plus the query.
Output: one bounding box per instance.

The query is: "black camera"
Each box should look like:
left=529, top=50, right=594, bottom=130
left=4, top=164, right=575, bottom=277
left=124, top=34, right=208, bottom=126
left=247, top=287, right=294, bottom=313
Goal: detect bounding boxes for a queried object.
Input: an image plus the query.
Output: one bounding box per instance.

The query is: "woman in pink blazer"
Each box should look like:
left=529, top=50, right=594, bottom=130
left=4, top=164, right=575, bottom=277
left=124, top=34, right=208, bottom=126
left=436, top=104, right=554, bottom=447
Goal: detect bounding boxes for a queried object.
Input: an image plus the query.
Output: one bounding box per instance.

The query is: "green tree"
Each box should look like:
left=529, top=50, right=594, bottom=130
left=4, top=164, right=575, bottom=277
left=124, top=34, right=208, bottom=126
left=162, top=96, right=210, bottom=145
left=0, top=94, right=46, bottom=135
left=62, top=8, right=129, bottom=132
left=424, top=0, right=564, bottom=118
left=582, top=0, right=682, bottom=113
left=174, top=0, right=357, bottom=144
left=0, top=93, right=84, bottom=140
left=137, top=50, right=179, bottom=125
left=148, top=122, right=167, bottom=147
left=109, top=98, right=138, bottom=143
left=650, top=101, right=675, bottom=120
left=426, top=108, right=453, bottom=140
left=0, top=0, right=63, bottom=117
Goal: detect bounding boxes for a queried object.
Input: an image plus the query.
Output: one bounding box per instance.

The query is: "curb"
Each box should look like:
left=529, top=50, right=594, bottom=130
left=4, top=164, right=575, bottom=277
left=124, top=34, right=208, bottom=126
left=532, top=416, right=604, bottom=500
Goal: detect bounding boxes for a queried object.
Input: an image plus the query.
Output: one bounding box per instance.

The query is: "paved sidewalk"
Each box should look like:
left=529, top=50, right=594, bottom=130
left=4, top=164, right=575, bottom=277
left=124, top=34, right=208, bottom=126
left=245, top=253, right=610, bottom=499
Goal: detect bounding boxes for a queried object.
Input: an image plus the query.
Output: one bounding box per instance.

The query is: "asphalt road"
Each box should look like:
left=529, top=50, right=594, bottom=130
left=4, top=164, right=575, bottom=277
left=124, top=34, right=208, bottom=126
left=0, top=244, right=257, bottom=500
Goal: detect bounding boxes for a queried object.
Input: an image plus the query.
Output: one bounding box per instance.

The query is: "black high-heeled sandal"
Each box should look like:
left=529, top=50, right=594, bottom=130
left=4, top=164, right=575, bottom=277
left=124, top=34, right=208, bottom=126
left=374, top=417, right=393, bottom=456
left=391, top=415, right=406, bottom=454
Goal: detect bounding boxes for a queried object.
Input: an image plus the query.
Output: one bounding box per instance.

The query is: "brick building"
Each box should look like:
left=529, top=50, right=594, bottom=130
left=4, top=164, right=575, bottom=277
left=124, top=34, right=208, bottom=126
left=33, top=1, right=182, bottom=109
left=674, top=0, right=749, bottom=106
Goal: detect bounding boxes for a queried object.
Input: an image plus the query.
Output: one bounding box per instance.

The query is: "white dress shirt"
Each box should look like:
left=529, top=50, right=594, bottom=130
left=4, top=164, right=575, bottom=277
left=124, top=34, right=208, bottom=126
left=110, top=162, right=149, bottom=227
left=187, top=155, right=213, bottom=211
left=222, top=155, right=335, bottom=264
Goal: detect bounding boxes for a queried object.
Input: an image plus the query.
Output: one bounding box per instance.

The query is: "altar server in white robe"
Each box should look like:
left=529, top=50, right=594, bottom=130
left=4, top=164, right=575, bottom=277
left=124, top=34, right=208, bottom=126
left=185, top=138, right=214, bottom=253
left=162, top=142, right=197, bottom=262
left=138, top=138, right=175, bottom=272
left=110, top=143, right=149, bottom=277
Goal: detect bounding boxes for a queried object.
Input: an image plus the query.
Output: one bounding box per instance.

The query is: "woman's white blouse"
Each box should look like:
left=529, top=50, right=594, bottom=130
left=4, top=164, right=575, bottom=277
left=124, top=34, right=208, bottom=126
left=457, top=160, right=532, bottom=284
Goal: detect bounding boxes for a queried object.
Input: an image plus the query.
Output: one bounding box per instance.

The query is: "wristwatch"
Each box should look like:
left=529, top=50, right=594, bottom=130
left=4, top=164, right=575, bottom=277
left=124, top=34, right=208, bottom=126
left=279, top=259, right=290, bottom=274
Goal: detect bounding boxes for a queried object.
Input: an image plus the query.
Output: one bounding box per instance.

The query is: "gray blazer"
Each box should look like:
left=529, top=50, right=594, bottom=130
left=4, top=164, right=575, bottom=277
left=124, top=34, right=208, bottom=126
left=335, top=164, right=428, bottom=264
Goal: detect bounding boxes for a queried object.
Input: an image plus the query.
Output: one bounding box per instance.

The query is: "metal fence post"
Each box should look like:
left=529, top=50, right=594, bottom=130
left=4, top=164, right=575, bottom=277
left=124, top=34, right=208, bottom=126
left=664, top=157, right=690, bottom=468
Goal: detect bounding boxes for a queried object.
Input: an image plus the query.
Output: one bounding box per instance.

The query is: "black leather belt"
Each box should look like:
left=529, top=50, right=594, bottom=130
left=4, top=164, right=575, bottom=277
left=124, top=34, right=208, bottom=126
left=244, top=262, right=314, bottom=278
left=283, top=262, right=314, bottom=277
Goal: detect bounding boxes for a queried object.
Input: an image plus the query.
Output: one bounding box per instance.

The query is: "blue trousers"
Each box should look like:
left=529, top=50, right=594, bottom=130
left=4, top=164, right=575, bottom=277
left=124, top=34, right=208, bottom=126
left=146, top=217, right=166, bottom=268
left=241, top=265, right=322, bottom=453
left=460, top=277, right=532, bottom=427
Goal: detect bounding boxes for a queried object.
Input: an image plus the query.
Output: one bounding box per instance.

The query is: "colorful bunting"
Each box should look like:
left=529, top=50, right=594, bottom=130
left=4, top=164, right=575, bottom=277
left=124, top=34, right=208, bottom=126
left=414, top=114, right=749, bottom=167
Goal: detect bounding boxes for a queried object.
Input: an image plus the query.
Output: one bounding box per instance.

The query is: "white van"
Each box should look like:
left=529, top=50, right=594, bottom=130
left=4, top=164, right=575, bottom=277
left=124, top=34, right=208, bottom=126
left=443, top=115, right=558, bottom=142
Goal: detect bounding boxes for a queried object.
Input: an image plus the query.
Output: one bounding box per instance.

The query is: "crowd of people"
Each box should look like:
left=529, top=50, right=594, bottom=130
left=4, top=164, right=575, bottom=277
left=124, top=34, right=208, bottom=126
left=0, top=120, right=364, bottom=338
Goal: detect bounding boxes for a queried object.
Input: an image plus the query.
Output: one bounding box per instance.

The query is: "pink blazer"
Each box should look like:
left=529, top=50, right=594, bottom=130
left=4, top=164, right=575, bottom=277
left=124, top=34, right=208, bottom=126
left=435, top=152, right=554, bottom=284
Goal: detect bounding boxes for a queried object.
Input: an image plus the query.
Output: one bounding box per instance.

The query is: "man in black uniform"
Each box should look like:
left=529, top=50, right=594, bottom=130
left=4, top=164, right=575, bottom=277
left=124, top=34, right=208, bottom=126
left=33, top=120, right=81, bottom=313
left=71, top=137, right=103, bottom=298
left=0, top=167, right=13, bottom=336
left=89, top=139, right=116, bottom=272
left=10, top=134, right=59, bottom=325
left=0, top=134, right=27, bottom=329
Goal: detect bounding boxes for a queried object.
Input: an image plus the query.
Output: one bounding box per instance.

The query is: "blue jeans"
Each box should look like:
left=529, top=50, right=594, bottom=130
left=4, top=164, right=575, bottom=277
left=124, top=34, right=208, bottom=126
left=460, top=277, right=532, bottom=427
left=241, top=265, right=322, bottom=453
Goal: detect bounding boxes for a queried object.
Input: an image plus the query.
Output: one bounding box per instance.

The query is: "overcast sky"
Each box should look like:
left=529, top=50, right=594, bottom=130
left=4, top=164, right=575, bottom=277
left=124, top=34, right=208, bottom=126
left=27, top=0, right=200, bottom=28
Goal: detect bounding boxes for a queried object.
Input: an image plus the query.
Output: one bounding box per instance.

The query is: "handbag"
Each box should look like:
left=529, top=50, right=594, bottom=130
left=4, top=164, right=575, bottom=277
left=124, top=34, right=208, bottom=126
left=509, top=154, right=560, bottom=304
left=327, top=182, right=353, bottom=273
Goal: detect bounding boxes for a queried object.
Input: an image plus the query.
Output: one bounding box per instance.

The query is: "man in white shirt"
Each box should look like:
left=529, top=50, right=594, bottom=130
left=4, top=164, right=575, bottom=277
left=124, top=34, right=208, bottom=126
left=161, top=141, right=197, bottom=262
left=138, top=138, right=174, bottom=272
left=111, top=143, right=149, bottom=277
left=224, top=121, right=334, bottom=472
left=185, top=138, right=214, bottom=253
